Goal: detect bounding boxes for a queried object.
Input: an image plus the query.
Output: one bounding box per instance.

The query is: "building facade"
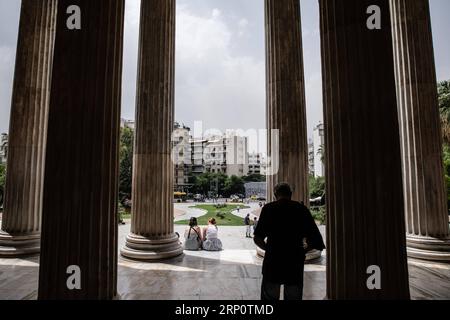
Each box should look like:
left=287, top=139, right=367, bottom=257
left=308, top=139, right=315, bottom=176
left=173, top=127, right=253, bottom=182
left=249, top=152, right=267, bottom=176
left=313, top=123, right=325, bottom=177
left=189, top=138, right=206, bottom=178
left=172, top=122, right=192, bottom=192
left=204, top=134, right=249, bottom=177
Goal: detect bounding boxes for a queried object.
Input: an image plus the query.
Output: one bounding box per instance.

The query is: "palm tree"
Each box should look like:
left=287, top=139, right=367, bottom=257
left=438, top=81, right=450, bottom=144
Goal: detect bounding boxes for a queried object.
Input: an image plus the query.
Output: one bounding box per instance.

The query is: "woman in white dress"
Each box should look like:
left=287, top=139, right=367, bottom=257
left=202, top=218, right=223, bottom=251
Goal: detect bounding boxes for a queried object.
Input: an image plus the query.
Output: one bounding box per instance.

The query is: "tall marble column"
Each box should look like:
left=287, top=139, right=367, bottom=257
left=120, top=0, right=183, bottom=261
left=320, top=0, right=410, bottom=299
left=265, top=0, right=309, bottom=205
left=0, top=0, right=56, bottom=257
left=390, top=0, right=450, bottom=261
left=38, top=0, right=124, bottom=299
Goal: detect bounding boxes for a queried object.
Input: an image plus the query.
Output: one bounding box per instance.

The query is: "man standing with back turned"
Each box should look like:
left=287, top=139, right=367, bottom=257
left=254, top=183, right=325, bottom=300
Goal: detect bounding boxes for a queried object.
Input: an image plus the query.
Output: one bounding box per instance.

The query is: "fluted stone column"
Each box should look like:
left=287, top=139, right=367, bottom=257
left=121, top=0, right=183, bottom=261
left=38, top=0, right=124, bottom=299
left=390, top=0, right=450, bottom=261
left=265, top=0, right=309, bottom=205
left=0, top=0, right=56, bottom=257
left=320, top=0, right=410, bottom=299
left=260, top=0, right=319, bottom=261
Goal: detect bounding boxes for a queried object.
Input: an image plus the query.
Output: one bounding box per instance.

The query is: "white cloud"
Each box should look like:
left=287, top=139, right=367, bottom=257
left=0, top=45, right=17, bottom=134
left=212, top=8, right=221, bottom=19
left=305, top=72, right=324, bottom=136
left=125, top=0, right=140, bottom=27
left=175, top=3, right=266, bottom=151
left=237, top=18, right=249, bottom=37
left=0, top=46, right=14, bottom=63
left=118, top=1, right=267, bottom=153
left=120, top=0, right=140, bottom=121
left=176, top=5, right=231, bottom=61
left=0, top=0, right=20, bottom=133
left=238, top=18, right=249, bottom=28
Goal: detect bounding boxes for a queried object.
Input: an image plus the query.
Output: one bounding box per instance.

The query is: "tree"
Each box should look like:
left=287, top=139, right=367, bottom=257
left=213, top=173, right=228, bottom=196
left=191, top=172, right=228, bottom=196
left=192, top=173, right=211, bottom=195
left=309, top=174, right=326, bottom=224
left=223, top=175, right=245, bottom=197
left=309, top=174, right=325, bottom=198
left=442, top=145, right=450, bottom=209
left=119, top=127, right=133, bottom=200
left=438, top=81, right=450, bottom=144
left=243, top=174, right=266, bottom=182
left=438, top=80, right=450, bottom=210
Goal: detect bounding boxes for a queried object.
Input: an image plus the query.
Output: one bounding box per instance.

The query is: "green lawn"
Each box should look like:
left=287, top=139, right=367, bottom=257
left=120, top=213, right=131, bottom=220
left=175, top=204, right=249, bottom=227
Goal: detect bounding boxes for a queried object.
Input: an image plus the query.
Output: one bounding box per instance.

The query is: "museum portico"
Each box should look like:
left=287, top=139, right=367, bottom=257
left=0, top=0, right=449, bottom=300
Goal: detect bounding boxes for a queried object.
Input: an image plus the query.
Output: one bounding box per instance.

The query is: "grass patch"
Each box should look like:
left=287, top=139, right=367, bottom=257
left=121, top=213, right=131, bottom=220
left=175, top=204, right=249, bottom=226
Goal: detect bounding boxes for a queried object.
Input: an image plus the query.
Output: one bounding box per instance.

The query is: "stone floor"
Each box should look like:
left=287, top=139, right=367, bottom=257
left=117, top=223, right=327, bottom=300
left=0, top=220, right=449, bottom=300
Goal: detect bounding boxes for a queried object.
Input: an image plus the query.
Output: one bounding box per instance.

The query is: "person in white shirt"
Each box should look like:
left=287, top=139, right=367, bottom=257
left=202, top=218, right=223, bottom=251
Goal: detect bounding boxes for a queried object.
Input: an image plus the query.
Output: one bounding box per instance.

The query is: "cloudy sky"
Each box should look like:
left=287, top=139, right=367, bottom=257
left=1, top=0, right=450, bottom=150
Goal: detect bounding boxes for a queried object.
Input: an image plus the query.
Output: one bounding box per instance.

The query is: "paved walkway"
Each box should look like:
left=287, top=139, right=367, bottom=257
left=173, top=203, right=208, bottom=222
left=118, top=223, right=327, bottom=300
left=173, top=202, right=261, bottom=223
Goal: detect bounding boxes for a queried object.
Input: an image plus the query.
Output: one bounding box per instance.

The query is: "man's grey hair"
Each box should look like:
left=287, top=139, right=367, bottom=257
left=274, top=183, right=292, bottom=198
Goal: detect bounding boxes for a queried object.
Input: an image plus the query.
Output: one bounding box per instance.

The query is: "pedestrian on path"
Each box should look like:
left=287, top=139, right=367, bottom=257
left=253, top=217, right=258, bottom=235
left=244, top=213, right=252, bottom=238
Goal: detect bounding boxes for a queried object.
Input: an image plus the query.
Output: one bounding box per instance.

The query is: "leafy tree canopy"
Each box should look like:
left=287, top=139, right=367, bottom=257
left=438, top=80, right=450, bottom=143
left=242, top=174, right=266, bottom=182
left=309, top=175, right=325, bottom=199
left=119, top=127, right=133, bottom=200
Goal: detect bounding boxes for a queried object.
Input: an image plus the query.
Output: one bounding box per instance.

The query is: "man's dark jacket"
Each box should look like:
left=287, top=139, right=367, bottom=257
left=254, top=199, right=325, bottom=284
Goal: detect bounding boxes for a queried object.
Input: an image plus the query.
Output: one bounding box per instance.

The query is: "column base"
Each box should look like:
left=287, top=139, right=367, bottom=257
left=120, top=233, right=183, bottom=261
left=256, top=246, right=322, bottom=262
left=407, top=234, right=450, bottom=262
left=0, top=231, right=40, bottom=257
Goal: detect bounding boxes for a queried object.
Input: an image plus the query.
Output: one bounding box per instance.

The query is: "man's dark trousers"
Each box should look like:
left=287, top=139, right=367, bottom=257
left=261, top=263, right=304, bottom=300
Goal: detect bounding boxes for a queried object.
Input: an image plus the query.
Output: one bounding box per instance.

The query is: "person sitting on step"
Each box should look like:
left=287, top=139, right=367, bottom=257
left=202, top=218, right=223, bottom=251
left=184, top=217, right=202, bottom=251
